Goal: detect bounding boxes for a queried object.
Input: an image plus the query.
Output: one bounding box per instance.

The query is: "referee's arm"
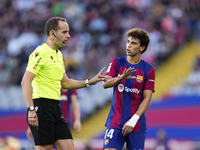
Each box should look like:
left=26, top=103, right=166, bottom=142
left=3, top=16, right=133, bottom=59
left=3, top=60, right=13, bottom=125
left=21, top=71, right=35, bottom=107
left=61, top=73, right=86, bottom=90
left=61, top=67, right=107, bottom=90
left=21, top=71, right=38, bottom=127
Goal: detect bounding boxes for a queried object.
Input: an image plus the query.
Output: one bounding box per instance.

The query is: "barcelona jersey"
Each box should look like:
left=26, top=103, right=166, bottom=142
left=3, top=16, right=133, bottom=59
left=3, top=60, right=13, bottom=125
left=60, top=89, right=77, bottom=125
left=105, top=56, right=155, bottom=132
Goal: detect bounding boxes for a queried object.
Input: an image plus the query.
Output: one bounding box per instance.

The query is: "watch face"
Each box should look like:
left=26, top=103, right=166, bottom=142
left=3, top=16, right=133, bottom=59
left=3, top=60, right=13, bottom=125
left=28, top=106, right=35, bottom=111
left=85, top=79, right=90, bottom=87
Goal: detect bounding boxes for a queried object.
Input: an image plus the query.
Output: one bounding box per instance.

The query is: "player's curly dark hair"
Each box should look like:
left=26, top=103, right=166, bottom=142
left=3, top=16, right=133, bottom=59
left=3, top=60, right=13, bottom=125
left=126, top=28, right=150, bottom=54
left=45, top=17, right=67, bottom=36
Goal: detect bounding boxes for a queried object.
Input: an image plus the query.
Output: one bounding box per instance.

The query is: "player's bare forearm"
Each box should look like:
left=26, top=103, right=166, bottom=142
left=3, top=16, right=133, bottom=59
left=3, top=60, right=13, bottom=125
left=71, top=95, right=81, bottom=132
left=135, top=90, right=153, bottom=117
left=122, top=90, right=153, bottom=136
left=71, top=95, right=81, bottom=122
left=103, top=75, right=123, bottom=89
left=26, top=127, right=33, bottom=140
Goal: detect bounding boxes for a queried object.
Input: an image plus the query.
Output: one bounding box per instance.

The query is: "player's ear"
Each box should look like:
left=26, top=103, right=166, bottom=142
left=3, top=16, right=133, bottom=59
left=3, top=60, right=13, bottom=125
left=140, top=46, right=145, bottom=53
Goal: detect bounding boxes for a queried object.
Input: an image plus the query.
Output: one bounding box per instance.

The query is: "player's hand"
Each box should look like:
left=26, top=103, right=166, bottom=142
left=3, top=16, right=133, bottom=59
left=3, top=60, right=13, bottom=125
left=89, top=67, right=108, bottom=85
left=122, top=121, right=134, bottom=136
left=26, top=127, right=33, bottom=140
left=122, top=114, right=139, bottom=136
left=120, top=67, right=136, bottom=80
left=28, top=110, right=38, bottom=128
left=73, top=120, right=82, bottom=133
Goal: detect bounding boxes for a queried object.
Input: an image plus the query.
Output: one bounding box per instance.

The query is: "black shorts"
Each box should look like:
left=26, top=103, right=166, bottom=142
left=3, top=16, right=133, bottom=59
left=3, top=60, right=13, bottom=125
left=26, top=98, right=73, bottom=145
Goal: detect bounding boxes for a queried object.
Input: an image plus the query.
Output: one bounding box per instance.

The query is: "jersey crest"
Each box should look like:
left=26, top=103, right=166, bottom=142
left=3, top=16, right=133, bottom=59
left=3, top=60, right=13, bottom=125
left=136, top=75, right=143, bottom=83
left=104, top=139, right=109, bottom=145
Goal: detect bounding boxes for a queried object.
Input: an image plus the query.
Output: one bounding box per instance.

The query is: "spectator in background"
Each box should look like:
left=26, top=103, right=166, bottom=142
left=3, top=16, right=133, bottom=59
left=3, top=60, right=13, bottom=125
left=1, top=0, right=200, bottom=87
left=155, top=129, right=169, bottom=150
left=185, top=55, right=200, bottom=94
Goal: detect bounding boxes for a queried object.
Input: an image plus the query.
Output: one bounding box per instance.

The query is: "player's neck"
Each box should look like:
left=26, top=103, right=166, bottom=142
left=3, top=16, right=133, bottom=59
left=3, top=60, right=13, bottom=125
left=127, top=55, right=141, bottom=65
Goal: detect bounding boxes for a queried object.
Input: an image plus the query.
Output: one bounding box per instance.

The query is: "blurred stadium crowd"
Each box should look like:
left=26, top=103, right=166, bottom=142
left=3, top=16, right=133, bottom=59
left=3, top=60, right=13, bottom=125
left=171, top=55, right=200, bottom=95
left=0, top=0, right=200, bottom=87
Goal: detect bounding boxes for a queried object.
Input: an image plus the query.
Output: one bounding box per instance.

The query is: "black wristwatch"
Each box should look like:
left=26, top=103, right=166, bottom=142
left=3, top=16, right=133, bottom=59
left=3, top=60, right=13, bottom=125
left=27, top=106, right=35, bottom=111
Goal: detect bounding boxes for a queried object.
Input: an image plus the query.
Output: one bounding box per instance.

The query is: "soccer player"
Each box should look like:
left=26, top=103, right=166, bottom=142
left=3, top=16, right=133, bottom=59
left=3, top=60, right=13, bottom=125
left=60, top=88, right=81, bottom=133
left=21, top=17, right=107, bottom=150
left=102, top=28, right=155, bottom=150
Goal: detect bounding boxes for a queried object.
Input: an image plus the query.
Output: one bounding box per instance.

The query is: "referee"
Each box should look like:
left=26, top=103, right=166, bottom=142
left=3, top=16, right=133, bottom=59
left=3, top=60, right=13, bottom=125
left=21, top=17, right=107, bottom=150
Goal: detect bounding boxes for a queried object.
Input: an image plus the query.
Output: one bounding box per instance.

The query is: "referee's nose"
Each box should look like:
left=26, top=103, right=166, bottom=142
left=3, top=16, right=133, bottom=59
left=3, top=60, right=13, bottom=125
left=66, top=32, right=70, bottom=39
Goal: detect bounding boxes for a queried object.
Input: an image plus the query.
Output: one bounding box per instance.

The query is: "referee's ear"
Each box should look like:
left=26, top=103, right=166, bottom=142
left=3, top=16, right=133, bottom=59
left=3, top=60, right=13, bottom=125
left=49, top=30, right=55, bottom=39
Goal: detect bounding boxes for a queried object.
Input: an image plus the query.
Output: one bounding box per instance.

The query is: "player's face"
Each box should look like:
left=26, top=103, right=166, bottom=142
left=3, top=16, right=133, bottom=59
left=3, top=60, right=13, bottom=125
left=55, top=21, right=70, bottom=47
left=126, top=36, right=144, bottom=57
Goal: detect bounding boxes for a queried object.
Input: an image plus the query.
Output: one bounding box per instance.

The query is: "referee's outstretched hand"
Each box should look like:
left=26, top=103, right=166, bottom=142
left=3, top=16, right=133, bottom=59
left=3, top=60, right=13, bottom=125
left=89, top=67, right=108, bottom=85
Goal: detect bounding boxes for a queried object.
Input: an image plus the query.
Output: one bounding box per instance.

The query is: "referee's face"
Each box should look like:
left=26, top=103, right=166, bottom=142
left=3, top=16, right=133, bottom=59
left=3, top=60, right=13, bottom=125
left=55, top=21, right=70, bottom=47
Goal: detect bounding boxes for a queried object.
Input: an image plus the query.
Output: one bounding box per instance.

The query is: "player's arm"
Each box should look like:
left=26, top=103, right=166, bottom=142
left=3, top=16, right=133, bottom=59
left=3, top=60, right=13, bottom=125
left=103, top=67, right=136, bottom=89
left=122, top=90, right=153, bottom=136
left=135, top=89, right=153, bottom=116
left=21, top=71, right=38, bottom=127
left=61, top=67, right=107, bottom=89
left=71, top=94, right=81, bottom=133
left=26, top=127, right=33, bottom=140
left=102, top=75, right=122, bottom=88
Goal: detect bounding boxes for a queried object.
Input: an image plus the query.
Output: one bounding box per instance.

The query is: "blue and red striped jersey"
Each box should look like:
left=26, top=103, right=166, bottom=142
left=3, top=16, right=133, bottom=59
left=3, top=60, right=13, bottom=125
left=60, top=89, right=77, bottom=125
left=105, top=56, right=155, bottom=132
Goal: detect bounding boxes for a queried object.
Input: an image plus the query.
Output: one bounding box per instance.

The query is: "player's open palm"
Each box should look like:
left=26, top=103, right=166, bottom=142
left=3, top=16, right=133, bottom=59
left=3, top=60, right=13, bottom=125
left=121, top=67, right=136, bottom=80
